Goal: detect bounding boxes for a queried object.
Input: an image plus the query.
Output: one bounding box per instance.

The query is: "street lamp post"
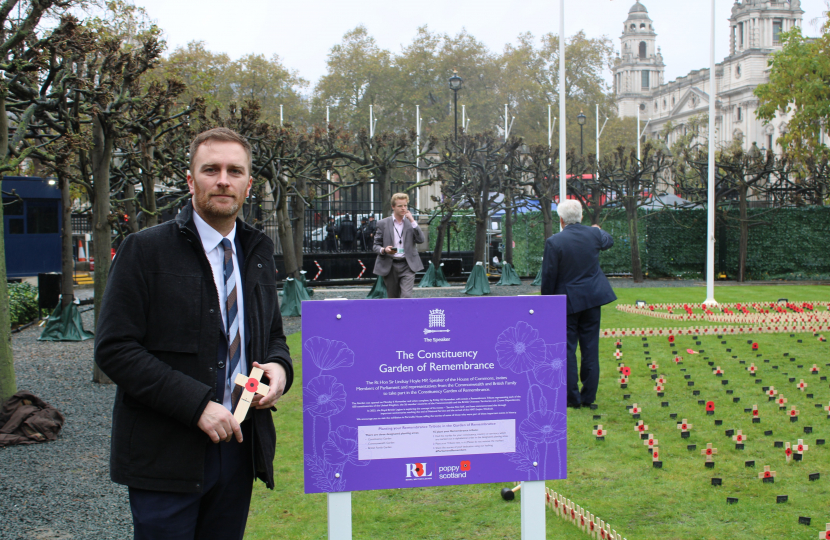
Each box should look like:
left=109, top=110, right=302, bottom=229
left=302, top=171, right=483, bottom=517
left=577, top=110, right=587, bottom=156
left=449, top=70, right=463, bottom=141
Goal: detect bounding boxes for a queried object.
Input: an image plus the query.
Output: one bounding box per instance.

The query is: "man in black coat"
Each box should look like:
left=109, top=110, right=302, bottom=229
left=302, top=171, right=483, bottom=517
left=541, top=199, right=616, bottom=409
left=325, top=216, right=337, bottom=251
left=95, top=127, right=293, bottom=539
left=338, top=214, right=357, bottom=251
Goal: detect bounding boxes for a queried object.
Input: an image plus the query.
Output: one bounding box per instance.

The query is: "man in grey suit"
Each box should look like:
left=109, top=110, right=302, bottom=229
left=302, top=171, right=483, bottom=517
left=541, top=199, right=616, bottom=409
left=373, top=193, right=425, bottom=298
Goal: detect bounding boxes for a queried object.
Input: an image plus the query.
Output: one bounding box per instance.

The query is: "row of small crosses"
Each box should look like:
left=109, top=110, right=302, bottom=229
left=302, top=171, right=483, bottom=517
left=546, top=487, right=626, bottom=540
left=763, top=387, right=800, bottom=419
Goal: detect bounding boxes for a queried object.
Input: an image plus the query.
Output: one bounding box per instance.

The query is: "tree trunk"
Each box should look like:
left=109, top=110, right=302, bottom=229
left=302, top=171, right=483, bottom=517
left=291, top=176, right=306, bottom=272
left=91, top=115, right=113, bottom=384
left=123, top=182, right=139, bottom=234
left=140, top=140, right=158, bottom=229
left=738, top=184, right=748, bottom=283
left=473, top=166, right=490, bottom=264
left=625, top=200, right=643, bottom=282
left=276, top=180, right=299, bottom=279
left=503, top=186, right=514, bottom=265
left=540, top=197, right=553, bottom=240
left=431, top=209, right=454, bottom=266
left=589, top=187, right=601, bottom=225
left=60, top=174, right=75, bottom=308
left=0, top=92, right=16, bottom=402
left=378, top=168, right=392, bottom=219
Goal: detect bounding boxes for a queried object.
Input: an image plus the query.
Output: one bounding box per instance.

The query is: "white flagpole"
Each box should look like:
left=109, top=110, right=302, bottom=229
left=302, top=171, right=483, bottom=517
left=416, top=105, right=421, bottom=210
left=705, top=0, right=717, bottom=305
left=558, top=0, right=567, bottom=230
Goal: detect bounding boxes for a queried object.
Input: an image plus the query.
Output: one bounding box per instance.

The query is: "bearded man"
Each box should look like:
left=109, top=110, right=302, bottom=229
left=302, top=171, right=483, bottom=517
left=95, top=127, right=293, bottom=539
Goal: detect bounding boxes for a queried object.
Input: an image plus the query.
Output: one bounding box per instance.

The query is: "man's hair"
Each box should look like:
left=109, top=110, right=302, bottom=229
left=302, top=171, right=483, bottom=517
left=189, top=127, right=253, bottom=175
left=391, top=193, right=409, bottom=207
left=557, top=199, right=583, bottom=226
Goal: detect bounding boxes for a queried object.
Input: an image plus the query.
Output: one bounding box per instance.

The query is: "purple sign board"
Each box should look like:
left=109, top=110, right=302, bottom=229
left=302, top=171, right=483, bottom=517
left=302, top=296, right=567, bottom=493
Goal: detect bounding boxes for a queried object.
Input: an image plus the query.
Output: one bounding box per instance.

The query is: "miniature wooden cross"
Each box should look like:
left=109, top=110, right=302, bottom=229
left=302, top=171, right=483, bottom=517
left=593, top=424, right=606, bottom=439
left=824, top=402, right=830, bottom=416
left=652, top=447, right=660, bottom=462
left=654, top=383, right=664, bottom=393
left=615, top=339, right=622, bottom=348
left=629, top=403, right=641, bottom=415
left=789, top=405, right=800, bottom=418
left=747, top=363, right=757, bottom=374
left=644, top=435, right=658, bottom=449
left=777, top=395, right=788, bottom=409
left=752, top=404, right=759, bottom=418
left=795, top=439, right=809, bottom=456
left=657, top=375, right=666, bottom=385
left=634, top=420, right=648, bottom=434
left=758, top=466, right=776, bottom=480
left=784, top=442, right=793, bottom=462
left=797, top=379, right=808, bottom=391
left=649, top=361, right=658, bottom=370
left=820, top=522, right=830, bottom=539
left=618, top=375, right=628, bottom=385
left=766, top=386, right=777, bottom=398
left=732, top=430, right=747, bottom=444
left=614, top=350, right=623, bottom=360
left=674, top=355, right=683, bottom=364
left=617, top=364, right=630, bottom=377
left=701, top=443, right=717, bottom=462
left=677, top=419, right=692, bottom=433
left=232, top=366, right=270, bottom=423
left=713, top=366, right=724, bottom=376
left=811, top=364, right=820, bottom=374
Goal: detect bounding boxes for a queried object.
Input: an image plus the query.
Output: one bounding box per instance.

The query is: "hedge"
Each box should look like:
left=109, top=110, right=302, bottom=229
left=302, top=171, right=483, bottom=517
left=9, top=282, right=39, bottom=327
left=430, top=206, right=830, bottom=280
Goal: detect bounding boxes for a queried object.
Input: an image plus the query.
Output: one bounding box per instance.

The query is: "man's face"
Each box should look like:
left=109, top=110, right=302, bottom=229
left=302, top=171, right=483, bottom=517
left=392, top=199, right=408, bottom=219
left=187, top=140, right=252, bottom=221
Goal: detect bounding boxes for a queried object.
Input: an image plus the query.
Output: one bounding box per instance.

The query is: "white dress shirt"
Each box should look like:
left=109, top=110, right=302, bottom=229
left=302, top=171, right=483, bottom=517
left=392, top=217, right=412, bottom=259
left=193, top=211, right=247, bottom=412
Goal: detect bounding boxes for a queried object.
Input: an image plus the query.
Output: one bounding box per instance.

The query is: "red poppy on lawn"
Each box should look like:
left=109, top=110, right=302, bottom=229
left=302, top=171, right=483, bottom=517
left=706, top=401, right=715, bottom=412
left=621, top=366, right=631, bottom=377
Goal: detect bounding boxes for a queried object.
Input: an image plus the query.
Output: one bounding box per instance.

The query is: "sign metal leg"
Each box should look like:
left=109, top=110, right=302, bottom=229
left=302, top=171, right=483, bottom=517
left=520, top=480, right=546, bottom=540
left=327, top=491, right=352, bottom=540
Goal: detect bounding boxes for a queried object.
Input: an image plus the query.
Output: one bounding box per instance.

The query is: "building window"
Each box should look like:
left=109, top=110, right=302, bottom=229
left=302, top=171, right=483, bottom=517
left=735, top=64, right=742, bottom=78
left=654, top=101, right=658, bottom=112
left=737, top=107, right=742, bottom=121
left=641, top=70, right=650, bottom=89
left=640, top=103, right=646, bottom=111
left=739, top=23, right=744, bottom=48
left=773, top=20, right=783, bottom=44
left=672, top=96, right=676, bottom=107
left=639, top=42, right=647, bottom=59
left=663, top=99, right=667, bottom=109
left=26, top=201, right=59, bottom=234
left=768, top=134, right=774, bottom=150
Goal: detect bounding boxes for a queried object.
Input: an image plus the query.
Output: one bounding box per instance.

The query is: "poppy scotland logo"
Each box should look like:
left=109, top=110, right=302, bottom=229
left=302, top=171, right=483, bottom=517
left=460, top=460, right=471, bottom=471
left=406, top=462, right=431, bottom=478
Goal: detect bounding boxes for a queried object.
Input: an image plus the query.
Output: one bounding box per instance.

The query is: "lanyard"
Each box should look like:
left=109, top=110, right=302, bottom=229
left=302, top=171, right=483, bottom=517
left=394, top=219, right=405, bottom=246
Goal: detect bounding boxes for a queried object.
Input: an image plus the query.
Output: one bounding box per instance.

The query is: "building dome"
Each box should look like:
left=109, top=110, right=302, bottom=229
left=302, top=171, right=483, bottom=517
left=629, top=1, right=648, bottom=13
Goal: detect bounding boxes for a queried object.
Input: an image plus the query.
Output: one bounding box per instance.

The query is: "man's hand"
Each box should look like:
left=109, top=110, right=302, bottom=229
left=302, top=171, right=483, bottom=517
left=251, top=362, right=286, bottom=409
left=197, top=402, right=242, bottom=444
left=591, top=224, right=601, bottom=229
left=384, top=246, right=396, bottom=254
left=405, top=211, right=415, bottom=223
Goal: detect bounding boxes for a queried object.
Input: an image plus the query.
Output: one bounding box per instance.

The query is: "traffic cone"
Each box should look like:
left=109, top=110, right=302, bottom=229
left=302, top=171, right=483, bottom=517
left=78, top=239, right=86, bottom=262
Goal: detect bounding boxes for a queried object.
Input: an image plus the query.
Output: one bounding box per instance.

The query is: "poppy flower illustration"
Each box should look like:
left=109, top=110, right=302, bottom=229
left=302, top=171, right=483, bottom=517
left=532, top=342, right=566, bottom=388
left=304, top=336, right=355, bottom=372
left=460, top=460, right=471, bottom=471
left=495, top=321, right=546, bottom=374
left=519, top=405, right=566, bottom=444
left=323, top=425, right=368, bottom=466
left=305, top=375, right=347, bottom=417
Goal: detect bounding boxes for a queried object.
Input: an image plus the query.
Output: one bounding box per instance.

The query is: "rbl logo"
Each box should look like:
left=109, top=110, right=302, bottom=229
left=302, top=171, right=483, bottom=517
left=405, top=462, right=431, bottom=477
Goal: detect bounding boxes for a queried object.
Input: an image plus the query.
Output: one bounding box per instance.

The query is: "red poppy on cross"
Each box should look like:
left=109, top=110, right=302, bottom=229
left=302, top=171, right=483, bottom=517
left=706, top=401, right=715, bottom=412
left=232, top=366, right=270, bottom=423
left=797, top=379, right=807, bottom=391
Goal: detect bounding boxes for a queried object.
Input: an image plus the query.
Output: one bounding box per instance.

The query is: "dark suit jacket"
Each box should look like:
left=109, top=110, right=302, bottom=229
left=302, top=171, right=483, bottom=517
left=372, top=216, right=425, bottom=275
left=540, top=223, right=617, bottom=314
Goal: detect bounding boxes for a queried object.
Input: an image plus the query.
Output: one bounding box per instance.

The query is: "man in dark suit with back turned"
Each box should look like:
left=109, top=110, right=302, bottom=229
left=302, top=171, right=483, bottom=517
left=541, top=199, right=616, bottom=409
left=373, top=193, right=425, bottom=298
left=95, top=127, right=293, bottom=539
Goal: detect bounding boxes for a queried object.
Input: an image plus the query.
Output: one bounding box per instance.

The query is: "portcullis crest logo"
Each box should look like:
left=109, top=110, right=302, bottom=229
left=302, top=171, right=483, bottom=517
left=424, top=309, right=450, bottom=335
left=405, top=462, right=431, bottom=478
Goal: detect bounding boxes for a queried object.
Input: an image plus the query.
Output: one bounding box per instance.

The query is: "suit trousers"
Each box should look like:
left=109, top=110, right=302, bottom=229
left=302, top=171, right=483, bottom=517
left=128, top=428, right=254, bottom=540
left=566, top=306, right=602, bottom=407
left=383, top=259, right=416, bottom=298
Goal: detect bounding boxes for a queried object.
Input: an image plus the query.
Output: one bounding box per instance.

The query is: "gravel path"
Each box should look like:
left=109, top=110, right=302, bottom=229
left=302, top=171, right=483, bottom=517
left=2, top=276, right=815, bottom=538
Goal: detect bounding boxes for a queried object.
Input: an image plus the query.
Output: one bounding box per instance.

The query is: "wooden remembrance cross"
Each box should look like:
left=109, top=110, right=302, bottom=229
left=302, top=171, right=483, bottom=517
left=232, top=366, right=270, bottom=423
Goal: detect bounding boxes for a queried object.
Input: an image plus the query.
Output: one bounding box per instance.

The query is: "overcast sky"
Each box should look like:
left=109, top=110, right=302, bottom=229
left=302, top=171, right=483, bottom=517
left=132, top=0, right=827, bottom=88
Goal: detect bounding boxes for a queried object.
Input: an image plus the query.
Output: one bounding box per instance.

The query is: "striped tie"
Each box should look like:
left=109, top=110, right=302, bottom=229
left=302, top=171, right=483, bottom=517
left=221, top=238, right=241, bottom=381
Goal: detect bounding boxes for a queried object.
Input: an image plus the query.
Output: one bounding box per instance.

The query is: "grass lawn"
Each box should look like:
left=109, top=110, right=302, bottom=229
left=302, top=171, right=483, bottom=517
left=246, top=285, right=830, bottom=539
